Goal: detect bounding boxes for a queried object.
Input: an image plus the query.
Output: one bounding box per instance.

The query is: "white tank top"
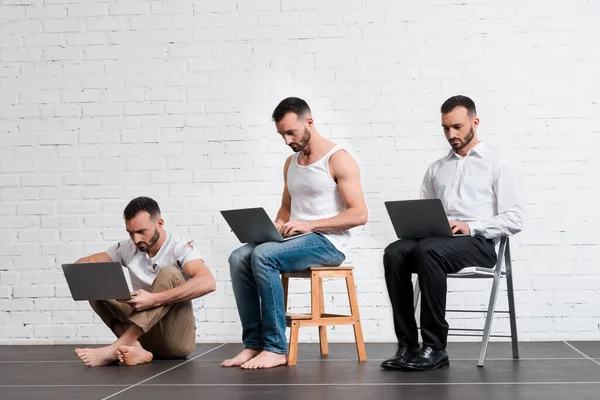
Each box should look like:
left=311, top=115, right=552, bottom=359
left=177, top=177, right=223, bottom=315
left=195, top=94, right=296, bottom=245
left=287, top=145, right=350, bottom=255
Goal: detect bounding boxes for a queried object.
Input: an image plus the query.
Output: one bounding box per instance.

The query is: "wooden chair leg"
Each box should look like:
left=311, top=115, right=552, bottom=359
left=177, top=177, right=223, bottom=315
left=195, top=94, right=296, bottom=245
left=318, top=277, right=329, bottom=356
left=282, top=275, right=289, bottom=312
left=288, top=320, right=300, bottom=366
left=346, top=271, right=367, bottom=361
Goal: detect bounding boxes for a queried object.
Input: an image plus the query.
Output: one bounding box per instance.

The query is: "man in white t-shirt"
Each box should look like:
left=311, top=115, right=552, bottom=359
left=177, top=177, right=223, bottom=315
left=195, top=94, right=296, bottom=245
left=72, top=197, right=216, bottom=367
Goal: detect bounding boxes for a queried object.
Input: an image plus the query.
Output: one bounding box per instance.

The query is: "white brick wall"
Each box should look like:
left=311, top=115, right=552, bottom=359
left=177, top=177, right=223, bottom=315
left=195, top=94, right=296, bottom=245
left=1, top=0, right=599, bottom=344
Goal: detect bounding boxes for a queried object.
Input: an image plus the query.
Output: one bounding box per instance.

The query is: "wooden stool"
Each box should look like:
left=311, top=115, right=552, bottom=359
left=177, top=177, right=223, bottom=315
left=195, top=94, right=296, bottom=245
left=282, top=266, right=367, bottom=365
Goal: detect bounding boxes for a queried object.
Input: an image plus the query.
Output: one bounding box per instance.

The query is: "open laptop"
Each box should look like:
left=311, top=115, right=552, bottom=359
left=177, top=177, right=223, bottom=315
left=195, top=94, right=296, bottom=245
left=61, top=262, right=133, bottom=301
left=384, top=199, right=470, bottom=239
left=220, top=207, right=310, bottom=244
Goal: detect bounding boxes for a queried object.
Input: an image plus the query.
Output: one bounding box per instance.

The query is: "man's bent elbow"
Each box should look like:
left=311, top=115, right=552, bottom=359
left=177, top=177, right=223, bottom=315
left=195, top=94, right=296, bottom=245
left=356, top=209, right=368, bottom=227
left=206, top=277, right=217, bottom=294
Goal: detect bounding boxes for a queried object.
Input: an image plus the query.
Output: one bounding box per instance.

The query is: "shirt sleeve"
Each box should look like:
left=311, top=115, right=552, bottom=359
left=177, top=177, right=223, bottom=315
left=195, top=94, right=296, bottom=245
left=420, top=166, right=436, bottom=199
left=174, top=239, right=204, bottom=269
left=466, top=160, right=525, bottom=238
left=105, top=240, right=128, bottom=265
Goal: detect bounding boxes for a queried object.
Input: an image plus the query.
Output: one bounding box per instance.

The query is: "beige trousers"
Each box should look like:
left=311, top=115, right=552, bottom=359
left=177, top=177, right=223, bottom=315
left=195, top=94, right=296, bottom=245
left=90, top=266, right=196, bottom=358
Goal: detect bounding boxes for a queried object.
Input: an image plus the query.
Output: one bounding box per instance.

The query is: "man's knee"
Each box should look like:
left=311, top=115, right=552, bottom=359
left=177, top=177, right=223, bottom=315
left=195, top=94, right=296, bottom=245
left=229, top=245, right=254, bottom=277
left=229, top=246, right=249, bottom=266
left=88, top=299, right=103, bottom=313
left=384, top=240, right=416, bottom=268
left=250, top=243, right=278, bottom=271
left=154, top=266, right=185, bottom=288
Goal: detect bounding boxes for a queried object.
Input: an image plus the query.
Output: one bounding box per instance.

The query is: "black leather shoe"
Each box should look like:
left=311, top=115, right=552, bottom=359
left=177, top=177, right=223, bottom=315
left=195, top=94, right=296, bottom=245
left=402, top=345, right=449, bottom=371
left=381, top=342, right=420, bottom=370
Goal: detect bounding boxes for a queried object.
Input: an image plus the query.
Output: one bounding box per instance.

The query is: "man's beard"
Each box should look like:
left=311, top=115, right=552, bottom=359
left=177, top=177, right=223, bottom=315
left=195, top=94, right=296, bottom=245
left=289, top=128, right=311, bottom=153
left=135, top=228, right=160, bottom=252
left=449, top=126, right=475, bottom=150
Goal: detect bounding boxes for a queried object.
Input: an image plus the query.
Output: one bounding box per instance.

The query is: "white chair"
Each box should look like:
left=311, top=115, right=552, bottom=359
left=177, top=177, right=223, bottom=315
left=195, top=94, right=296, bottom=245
left=413, top=237, right=518, bottom=367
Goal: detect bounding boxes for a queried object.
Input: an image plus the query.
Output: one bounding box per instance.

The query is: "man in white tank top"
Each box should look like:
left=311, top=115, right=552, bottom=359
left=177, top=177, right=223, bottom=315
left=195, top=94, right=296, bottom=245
left=222, top=97, right=368, bottom=369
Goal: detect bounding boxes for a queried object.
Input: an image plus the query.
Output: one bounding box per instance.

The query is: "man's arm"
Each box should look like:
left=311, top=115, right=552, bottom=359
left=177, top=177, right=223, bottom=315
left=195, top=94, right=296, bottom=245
left=282, top=150, right=368, bottom=236
left=466, top=161, right=524, bottom=238
left=75, top=252, right=113, bottom=263
left=127, top=259, right=216, bottom=311
left=274, top=155, right=293, bottom=229
left=420, top=167, right=435, bottom=200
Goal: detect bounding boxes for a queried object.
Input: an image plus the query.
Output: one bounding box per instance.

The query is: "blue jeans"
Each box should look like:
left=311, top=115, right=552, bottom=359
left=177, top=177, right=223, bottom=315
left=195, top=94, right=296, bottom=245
left=228, top=233, right=345, bottom=354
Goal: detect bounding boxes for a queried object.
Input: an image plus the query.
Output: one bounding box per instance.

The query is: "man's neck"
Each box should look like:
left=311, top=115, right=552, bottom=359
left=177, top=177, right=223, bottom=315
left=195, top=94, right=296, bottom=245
left=147, top=230, right=166, bottom=258
left=300, top=131, right=326, bottom=159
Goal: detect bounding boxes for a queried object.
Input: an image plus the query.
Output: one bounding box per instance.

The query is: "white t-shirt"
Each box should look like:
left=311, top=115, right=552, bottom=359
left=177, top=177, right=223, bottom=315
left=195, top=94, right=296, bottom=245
left=106, top=232, right=203, bottom=291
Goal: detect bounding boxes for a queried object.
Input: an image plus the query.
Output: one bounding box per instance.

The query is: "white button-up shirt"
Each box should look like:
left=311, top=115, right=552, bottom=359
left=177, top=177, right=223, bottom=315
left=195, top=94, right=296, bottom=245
left=420, top=142, right=524, bottom=239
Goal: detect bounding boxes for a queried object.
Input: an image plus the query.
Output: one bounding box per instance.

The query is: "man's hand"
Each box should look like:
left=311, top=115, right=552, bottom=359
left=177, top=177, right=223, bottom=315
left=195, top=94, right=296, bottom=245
left=274, top=221, right=284, bottom=234
left=281, top=220, right=314, bottom=237
left=120, top=289, right=158, bottom=311
left=449, top=220, right=470, bottom=235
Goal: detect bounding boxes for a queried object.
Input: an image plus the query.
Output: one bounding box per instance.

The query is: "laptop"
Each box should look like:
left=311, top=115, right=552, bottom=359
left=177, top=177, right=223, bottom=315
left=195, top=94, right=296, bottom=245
left=220, top=207, right=310, bottom=244
left=384, top=199, right=470, bottom=239
left=61, top=262, right=133, bottom=301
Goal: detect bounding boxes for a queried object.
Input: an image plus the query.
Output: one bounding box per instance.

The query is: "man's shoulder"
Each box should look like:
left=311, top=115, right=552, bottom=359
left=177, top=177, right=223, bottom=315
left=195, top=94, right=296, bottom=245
left=483, top=147, right=515, bottom=171
left=427, top=153, right=452, bottom=171
left=116, top=238, right=136, bottom=253
left=166, top=233, right=197, bottom=253
left=111, top=239, right=138, bottom=265
left=328, top=146, right=356, bottom=165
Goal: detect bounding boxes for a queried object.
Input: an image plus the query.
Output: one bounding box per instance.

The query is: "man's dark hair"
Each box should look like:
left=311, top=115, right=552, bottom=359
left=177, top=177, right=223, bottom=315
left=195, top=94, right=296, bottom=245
left=441, top=95, right=477, bottom=117
left=271, top=97, right=311, bottom=123
left=123, top=197, right=161, bottom=221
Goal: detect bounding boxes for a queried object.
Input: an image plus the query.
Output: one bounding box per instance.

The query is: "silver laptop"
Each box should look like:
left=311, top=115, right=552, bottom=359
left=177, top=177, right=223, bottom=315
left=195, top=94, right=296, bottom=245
left=61, top=262, right=132, bottom=301
left=384, top=199, right=470, bottom=239
left=220, top=207, right=310, bottom=244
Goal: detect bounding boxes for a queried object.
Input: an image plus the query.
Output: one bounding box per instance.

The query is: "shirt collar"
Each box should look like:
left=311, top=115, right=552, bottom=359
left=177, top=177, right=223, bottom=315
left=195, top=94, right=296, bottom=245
left=447, top=141, right=487, bottom=159
left=142, top=231, right=170, bottom=261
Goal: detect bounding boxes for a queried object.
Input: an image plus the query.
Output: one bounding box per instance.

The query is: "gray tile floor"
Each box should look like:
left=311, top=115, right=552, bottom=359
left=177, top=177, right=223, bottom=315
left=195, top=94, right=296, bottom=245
left=1, top=342, right=599, bottom=400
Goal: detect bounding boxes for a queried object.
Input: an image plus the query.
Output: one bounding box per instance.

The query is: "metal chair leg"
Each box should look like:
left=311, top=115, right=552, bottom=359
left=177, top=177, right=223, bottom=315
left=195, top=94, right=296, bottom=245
left=504, top=238, right=519, bottom=360
left=477, top=238, right=506, bottom=367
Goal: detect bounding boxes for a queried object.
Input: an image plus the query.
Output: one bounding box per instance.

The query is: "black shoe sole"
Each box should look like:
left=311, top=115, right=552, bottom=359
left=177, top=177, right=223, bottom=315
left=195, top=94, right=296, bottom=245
left=381, top=362, right=408, bottom=370
left=401, top=359, right=450, bottom=372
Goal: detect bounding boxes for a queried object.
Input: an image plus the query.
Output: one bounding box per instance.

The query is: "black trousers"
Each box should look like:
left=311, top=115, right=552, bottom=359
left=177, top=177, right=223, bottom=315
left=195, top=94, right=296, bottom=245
left=383, top=236, right=497, bottom=350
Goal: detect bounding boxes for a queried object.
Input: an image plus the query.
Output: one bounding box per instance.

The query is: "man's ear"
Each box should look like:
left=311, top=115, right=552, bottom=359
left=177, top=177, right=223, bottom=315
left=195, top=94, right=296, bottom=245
left=472, top=117, right=480, bottom=128
left=156, top=217, right=164, bottom=228
left=305, top=116, right=314, bottom=128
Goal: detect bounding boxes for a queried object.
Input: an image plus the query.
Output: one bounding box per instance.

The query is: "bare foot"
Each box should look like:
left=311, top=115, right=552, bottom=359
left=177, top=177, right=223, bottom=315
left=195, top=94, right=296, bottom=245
left=74, top=345, right=119, bottom=367
left=117, top=343, right=154, bottom=366
left=221, top=348, right=262, bottom=367
left=241, top=351, right=287, bottom=370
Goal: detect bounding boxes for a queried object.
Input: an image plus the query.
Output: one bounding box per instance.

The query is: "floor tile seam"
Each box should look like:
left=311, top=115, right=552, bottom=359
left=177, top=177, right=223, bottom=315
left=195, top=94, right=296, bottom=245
left=563, top=341, right=600, bottom=368
left=99, top=343, right=227, bottom=400
left=0, top=356, right=589, bottom=363
left=136, top=381, right=600, bottom=387
left=194, top=356, right=587, bottom=362
left=3, top=381, right=600, bottom=388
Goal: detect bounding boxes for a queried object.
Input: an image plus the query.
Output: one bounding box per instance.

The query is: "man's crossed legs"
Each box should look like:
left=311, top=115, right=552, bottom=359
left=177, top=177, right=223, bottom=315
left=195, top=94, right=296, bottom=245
left=75, top=266, right=196, bottom=367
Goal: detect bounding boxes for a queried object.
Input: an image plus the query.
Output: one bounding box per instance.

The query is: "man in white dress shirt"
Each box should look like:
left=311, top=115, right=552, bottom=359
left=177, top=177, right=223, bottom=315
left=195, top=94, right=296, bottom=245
left=381, top=95, right=524, bottom=371
left=72, top=197, right=216, bottom=367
